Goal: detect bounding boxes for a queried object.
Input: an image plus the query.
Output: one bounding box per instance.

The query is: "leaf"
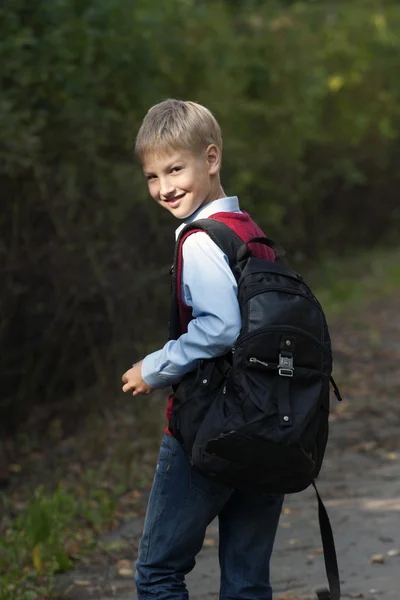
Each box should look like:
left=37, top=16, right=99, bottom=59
left=65, top=540, right=80, bottom=555
left=384, top=452, right=398, bottom=461
left=203, top=537, right=217, bottom=547
left=116, top=559, right=132, bottom=569
left=74, top=580, right=91, bottom=586
left=118, top=567, right=134, bottom=576
left=282, top=507, right=294, bottom=515
left=9, top=463, right=22, bottom=473
left=371, top=553, right=385, bottom=564
left=32, top=545, right=43, bottom=574
left=328, top=75, right=345, bottom=92
left=103, top=539, right=128, bottom=551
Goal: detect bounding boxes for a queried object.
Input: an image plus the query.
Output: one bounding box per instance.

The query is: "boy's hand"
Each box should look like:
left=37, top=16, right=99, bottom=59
left=121, top=361, right=153, bottom=396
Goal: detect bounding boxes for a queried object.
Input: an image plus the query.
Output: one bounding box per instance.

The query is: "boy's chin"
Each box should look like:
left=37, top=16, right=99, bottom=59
left=163, top=196, right=205, bottom=220
left=169, top=206, right=199, bottom=220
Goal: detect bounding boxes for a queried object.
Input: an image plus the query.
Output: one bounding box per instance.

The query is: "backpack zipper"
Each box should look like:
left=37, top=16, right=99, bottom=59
left=242, top=287, right=323, bottom=313
left=249, top=357, right=273, bottom=368
left=238, top=325, right=332, bottom=358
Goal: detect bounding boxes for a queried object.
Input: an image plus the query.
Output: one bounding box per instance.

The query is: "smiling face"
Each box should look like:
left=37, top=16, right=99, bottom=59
left=142, top=145, right=223, bottom=220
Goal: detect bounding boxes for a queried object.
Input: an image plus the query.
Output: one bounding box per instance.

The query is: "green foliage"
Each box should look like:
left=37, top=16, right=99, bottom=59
left=0, top=481, right=118, bottom=598
left=311, top=247, right=400, bottom=315
left=1, top=0, right=400, bottom=428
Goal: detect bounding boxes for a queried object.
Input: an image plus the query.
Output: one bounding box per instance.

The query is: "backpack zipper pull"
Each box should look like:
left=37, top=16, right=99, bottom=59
left=249, top=357, right=270, bottom=368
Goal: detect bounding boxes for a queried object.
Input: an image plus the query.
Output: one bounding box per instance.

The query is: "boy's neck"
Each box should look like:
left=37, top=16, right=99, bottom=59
left=203, top=182, right=226, bottom=207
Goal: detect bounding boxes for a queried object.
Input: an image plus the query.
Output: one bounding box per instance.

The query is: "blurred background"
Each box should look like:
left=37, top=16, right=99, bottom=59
left=1, top=0, right=400, bottom=595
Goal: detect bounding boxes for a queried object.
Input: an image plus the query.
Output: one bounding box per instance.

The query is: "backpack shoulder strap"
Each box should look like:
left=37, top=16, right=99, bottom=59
left=177, top=218, right=289, bottom=270
left=169, top=219, right=244, bottom=341
left=170, top=218, right=289, bottom=339
left=177, top=218, right=244, bottom=270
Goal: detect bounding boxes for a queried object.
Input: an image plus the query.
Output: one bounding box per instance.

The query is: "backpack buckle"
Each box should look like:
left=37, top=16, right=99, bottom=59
left=278, top=354, right=294, bottom=377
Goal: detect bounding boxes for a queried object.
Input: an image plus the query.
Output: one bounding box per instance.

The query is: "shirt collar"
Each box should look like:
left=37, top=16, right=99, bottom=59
left=175, top=196, right=240, bottom=240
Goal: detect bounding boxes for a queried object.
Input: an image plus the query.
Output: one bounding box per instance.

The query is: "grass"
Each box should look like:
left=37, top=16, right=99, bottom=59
left=0, top=473, right=128, bottom=600
left=1, top=245, right=399, bottom=599
left=0, top=402, right=163, bottom=599
left=0, top=485, right=115, bottom=600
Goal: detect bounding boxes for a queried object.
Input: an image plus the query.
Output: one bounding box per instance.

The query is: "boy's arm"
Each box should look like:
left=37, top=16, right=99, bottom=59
left=141, top=232, right=241, bottom=388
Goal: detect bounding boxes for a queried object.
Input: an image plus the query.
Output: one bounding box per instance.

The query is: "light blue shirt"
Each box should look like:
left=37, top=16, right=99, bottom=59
left=142, top=196, right=242, bottom=388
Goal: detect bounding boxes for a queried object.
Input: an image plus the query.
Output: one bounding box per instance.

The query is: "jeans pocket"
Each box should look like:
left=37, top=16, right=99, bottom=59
left=190, top=466, right=231, bottom=501
left=155, top=433, right=179, bottom=476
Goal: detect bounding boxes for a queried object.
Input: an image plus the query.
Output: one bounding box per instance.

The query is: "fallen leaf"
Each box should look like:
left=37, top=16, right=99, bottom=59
left=9, top=464, right=22, bottom=473
left=387, top=548, right=400, bottom=557
left=32, top=545, right=42, bottom=575
left=203, top=537, right=217, bottom=547
left=385, top=452, right=398, bottom=461
left=371, top=553, right=385, bottom=564
left=118, top=567, right=134, bottom=576
left=65, top=540, right=80, bottom=556
left=74, top=580, right=91, bottom=586
left=103, top=540, right=128, bottom=551
left=352, top=441, right=377, bottom=453
left=116, top=559, right=132, bottom=569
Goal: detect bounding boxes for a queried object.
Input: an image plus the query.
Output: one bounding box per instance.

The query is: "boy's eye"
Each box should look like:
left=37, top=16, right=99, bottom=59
left=171, top=166, right=182, bottom=173
left=146, top=175, right=156, bottom=181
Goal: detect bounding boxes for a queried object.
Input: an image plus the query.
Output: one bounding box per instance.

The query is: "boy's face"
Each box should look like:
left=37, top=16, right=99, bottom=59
left=142, top=146, right=220, bottom=220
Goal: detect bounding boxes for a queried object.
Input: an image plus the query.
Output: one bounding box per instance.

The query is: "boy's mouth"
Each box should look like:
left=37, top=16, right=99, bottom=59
left=166, top=193, right=185, bottom=207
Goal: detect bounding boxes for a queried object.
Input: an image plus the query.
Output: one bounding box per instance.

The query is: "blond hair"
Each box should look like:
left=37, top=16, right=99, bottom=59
left=135, top=99, right=223, bottom=163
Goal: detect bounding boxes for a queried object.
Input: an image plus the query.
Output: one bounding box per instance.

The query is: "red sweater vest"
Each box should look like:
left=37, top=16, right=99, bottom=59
left=165, top=211, right=275, bottom=427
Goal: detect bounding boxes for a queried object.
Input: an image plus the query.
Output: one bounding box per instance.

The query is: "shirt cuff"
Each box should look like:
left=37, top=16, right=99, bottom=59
left=141, top=351, right=174, bottom=389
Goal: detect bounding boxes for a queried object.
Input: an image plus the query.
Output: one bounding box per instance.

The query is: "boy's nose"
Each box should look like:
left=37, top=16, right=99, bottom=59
left=159, top=179, right=176, bottom=199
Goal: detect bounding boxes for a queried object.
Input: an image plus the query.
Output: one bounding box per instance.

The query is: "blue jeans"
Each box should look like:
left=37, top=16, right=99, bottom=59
left=135, top=433, right=284, bottom=600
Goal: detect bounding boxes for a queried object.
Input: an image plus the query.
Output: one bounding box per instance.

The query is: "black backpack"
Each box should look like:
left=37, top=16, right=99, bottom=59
left=169, top=219, right=342, bottom=600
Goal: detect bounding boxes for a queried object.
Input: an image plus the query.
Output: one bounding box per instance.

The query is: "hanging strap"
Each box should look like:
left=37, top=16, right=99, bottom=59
left=312, top=481, right=341, bottom=600
left=330, top=377, right=343, bottom=402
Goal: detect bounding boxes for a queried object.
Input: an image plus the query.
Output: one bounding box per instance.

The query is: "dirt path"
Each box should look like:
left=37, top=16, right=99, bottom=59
left=55, top=292, right=400, bottom=600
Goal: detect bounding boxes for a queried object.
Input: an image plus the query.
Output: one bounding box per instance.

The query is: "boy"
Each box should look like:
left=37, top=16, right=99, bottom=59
left=122, top=99, right=284, bottom=600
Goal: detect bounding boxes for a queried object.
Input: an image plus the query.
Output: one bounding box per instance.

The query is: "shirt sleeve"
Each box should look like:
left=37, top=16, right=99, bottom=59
left=141, top=232, right=241, bottom=388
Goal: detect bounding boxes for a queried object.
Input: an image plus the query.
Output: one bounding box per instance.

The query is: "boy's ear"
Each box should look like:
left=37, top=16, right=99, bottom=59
left=205, top=144, right=221, bottom=175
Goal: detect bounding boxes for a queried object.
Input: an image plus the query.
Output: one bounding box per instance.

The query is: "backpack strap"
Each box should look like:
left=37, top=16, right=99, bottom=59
left=170, top=219, right=289, bottom=339
left=236, top=235, right=289, bottom=267
left=178, top=219, right=289, bottom=272
left=179, top=219, right=244, bottom=271
left=330, top=377, right=343, bottom=402
left=169, top=220, right=243, bottom=340
left=169, top=220, right=242, bottom=340
left=312, top=481, right=341, bottom=600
